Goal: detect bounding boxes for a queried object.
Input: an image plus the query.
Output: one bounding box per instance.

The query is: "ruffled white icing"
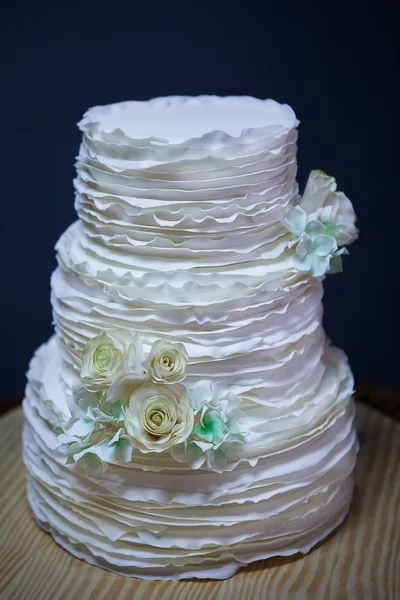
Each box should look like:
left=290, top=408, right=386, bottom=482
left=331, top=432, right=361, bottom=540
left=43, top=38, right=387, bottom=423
left=23, top=338, right=357, bottom=579
left=78, top=96, right=298, bottom=149
left=23, top=96, right=358, bottom=579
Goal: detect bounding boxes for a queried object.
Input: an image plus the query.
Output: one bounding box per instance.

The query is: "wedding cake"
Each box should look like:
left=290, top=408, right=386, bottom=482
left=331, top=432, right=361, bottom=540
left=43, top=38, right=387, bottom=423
left=23, top=96, right=359, bottom=580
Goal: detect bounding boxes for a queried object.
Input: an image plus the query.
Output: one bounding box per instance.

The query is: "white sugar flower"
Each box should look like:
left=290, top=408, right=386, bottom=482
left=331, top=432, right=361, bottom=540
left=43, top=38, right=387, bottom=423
left=283, top=170, right=358, bottom=277
left=57, top=387, right=132, bottom=470
left=295, top=231, right=341, bottom=277
left=124, top=382, right=194, bottom=453
left=147, top=339, right=189, bottom=384
left=171, top=384, right=247, bottom=472
left=300, top=170, right=358, bottom=246
left=81, top=330, right=145, bottom=392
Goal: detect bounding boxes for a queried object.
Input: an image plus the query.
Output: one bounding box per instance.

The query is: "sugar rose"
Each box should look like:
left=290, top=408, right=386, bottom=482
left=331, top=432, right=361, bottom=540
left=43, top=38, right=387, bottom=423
left=300, top=170, right=358, bottom=246
left=147, top=339, right=189, bottom=384
left=124, top=382, right=194, bottom=452
left=81, top=330, right=143, bottom=392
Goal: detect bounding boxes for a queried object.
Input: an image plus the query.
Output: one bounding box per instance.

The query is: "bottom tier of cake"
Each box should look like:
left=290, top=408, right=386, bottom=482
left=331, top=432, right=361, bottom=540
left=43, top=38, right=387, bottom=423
left=22, top=338, right=358, bottom=581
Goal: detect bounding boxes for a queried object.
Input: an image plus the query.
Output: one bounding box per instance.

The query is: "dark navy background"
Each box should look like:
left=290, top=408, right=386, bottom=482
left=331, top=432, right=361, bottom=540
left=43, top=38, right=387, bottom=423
left=1, top=1, right=397, bottom=398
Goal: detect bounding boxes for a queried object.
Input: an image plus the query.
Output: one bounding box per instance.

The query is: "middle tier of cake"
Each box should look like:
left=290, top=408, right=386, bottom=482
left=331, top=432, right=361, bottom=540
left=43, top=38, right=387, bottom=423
left=52, top=216, right=325, bottom=410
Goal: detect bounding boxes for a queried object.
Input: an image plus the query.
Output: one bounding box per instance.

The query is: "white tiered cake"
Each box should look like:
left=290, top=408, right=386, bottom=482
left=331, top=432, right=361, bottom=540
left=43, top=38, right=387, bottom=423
left=23, top=96, right=359, bottom=580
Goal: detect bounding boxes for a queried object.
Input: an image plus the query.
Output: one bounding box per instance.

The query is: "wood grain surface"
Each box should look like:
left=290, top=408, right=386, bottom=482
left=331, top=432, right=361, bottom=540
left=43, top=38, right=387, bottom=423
left=0, top=403, right=399, bottom=600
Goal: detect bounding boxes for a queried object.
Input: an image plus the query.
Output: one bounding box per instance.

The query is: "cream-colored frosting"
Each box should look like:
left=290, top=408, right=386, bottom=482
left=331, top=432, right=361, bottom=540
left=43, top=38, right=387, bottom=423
left=23, top=96, right=358, bottom=579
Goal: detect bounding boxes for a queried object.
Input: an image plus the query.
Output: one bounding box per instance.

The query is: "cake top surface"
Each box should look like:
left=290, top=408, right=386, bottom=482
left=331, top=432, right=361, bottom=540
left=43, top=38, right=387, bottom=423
left=78, top=95, right=298, bottom=143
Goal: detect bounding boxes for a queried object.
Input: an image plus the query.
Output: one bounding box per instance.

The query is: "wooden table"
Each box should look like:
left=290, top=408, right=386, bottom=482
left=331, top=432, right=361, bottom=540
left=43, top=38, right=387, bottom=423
left=0, top=397, right=399, bottom=600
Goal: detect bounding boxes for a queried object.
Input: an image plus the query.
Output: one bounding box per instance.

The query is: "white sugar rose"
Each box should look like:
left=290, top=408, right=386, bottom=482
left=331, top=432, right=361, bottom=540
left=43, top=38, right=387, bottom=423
left=147, top=339, right=189, bottom=384
left=81, top=330, right=144, bottom=392
left=300, top=170, right=358, bottom=246
left=124, top=382, right=194, bottom=453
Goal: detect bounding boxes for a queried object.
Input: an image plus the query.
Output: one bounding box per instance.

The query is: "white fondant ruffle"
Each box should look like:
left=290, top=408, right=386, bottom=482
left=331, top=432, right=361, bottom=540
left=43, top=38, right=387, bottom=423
left=23, top=339, right=357, bottom=580
left=23, top=96, right=358, bottom=579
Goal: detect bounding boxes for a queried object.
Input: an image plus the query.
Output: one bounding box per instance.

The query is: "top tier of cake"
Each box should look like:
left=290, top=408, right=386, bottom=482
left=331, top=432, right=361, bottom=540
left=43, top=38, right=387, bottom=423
left=78, top=95, right=298, bottom=150
left=63, top=96, right=300, bottom=275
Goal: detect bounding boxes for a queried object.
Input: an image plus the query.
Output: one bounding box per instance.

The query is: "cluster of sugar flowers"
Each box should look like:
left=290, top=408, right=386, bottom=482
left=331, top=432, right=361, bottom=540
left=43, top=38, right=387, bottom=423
left=283, top=170, right=358, bottom=277
left=57, top=330, right=246, bottom=473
